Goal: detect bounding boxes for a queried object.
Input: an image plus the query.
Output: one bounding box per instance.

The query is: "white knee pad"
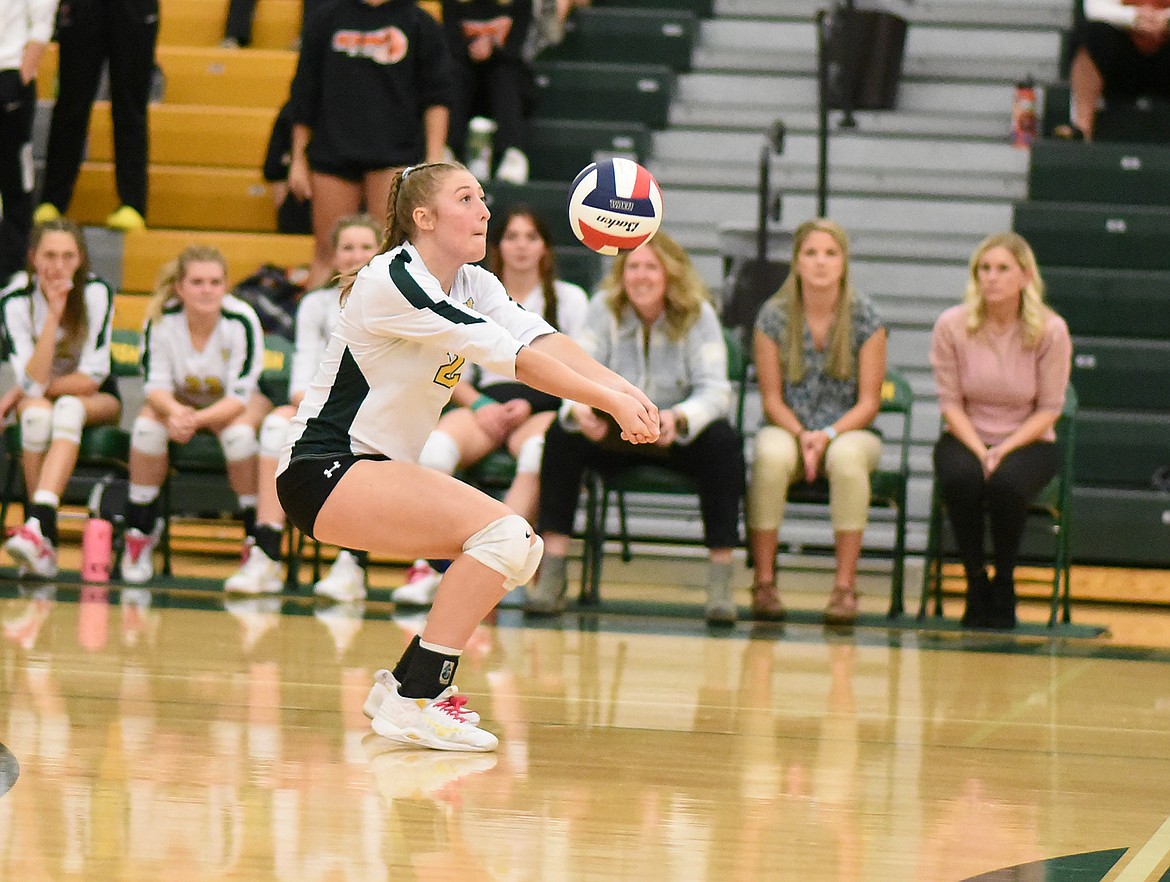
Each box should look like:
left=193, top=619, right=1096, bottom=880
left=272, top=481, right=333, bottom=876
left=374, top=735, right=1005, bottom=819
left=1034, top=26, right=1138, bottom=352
left=463, top=513, right=543, bottom=591
left=131, top=416, right=168, bottom=456
left=20, top=405, right=52, bottom=453
left=50, top=395, right=86, bottom=445
left=258, top=412, right=291, bottom=459
left=515, top=434, right=545, bottom=475
left=418, top=431, right=460, bottom=475
left=220, top=423, right=259, bottom=463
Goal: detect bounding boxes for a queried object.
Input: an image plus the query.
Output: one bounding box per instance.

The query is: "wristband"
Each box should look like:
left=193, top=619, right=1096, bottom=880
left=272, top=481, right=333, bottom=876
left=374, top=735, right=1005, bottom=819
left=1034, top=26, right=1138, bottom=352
left=822, top=425, right=838, bottom=441
left=470, top=394, right=494, bottom=412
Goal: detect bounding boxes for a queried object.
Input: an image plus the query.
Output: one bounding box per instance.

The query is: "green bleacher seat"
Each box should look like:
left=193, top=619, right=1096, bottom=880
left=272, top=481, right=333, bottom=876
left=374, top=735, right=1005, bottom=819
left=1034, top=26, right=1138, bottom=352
left=543, top=7, right=698, bottom=71
left=531, top=61, right=676, bottom=129
left=527, top=118, right=652, bottom=182
left=554, top=246, right=605, bottom=292
left=484, top=181, right=576, bottom=247
left=594, top=0, right=713, bottom=17
left=1070, top=487, right=1170, bottom=566
left=1014, top=202, right=1170, bottom=270
left=1029, top=142, right=1170, bottom=206
left=1045, top=267, right=1170, bottom=340
left=1075, top=410, right=1170, bottom=489
left=1070, top=337, right=1170, bottom=410
left=1042, top=82, right=1170, bottom=143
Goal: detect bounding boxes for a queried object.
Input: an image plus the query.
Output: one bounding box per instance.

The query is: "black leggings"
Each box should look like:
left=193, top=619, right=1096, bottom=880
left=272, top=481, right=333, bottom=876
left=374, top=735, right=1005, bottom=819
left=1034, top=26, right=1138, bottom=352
left=933, top=433, right=1058, bottom=582
left=537, top=418, right=745, bottom=549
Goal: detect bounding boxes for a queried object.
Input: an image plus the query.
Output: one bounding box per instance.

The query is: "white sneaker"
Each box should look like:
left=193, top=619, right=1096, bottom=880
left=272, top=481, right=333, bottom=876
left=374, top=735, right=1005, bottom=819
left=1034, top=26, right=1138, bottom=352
left=313, top=550, right=367, bottom=602
left=371, top=682, right=497, bottom=752
left=225, top=544, right=283, bottom=594
left=120, top=523, right=161, bottom=584
left=362, top=668, right=479, bottom=724
left=495, top=147, right=529, bottom=184
left=4, top=520, right=58, bottom=578
left=391, top=559, right=442, bottom=607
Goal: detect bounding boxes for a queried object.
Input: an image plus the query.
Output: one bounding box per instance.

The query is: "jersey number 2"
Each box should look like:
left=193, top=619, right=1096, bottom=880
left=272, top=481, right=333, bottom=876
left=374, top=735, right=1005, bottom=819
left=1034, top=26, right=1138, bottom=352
left=433, top=353, right=465, bottom=389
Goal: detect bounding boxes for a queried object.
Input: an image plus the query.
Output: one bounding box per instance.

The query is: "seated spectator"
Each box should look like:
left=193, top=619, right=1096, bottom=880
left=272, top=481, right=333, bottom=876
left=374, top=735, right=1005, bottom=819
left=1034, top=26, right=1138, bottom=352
left=0, top=220, right=121, bottom=578
left=235, top=214, right=382, bottom=599
left=524, top=232, right=745, bottom=625
left=119, top=246, right=269, bottom=585
left=286, top=0, right=454, bottom=289
left=442, top=0, right=533, bottom=183
left=1061, top=0, right=1170, bottom=139
left=399, top=204, right=589, bottom=606
left=746, top=219, right=887, bottom=626
left=930, top=232, right=1071, bottom=629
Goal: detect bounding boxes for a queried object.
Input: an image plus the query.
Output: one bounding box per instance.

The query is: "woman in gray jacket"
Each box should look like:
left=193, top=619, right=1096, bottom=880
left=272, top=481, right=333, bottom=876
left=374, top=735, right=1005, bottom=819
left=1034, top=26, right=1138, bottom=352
left=525, top=231, right=745, bottom=625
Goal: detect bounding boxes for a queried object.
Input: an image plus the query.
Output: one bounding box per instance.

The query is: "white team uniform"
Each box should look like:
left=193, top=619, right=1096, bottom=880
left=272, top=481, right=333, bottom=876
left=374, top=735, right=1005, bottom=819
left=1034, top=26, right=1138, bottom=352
left=474, top=279, right=589, bottom=389
left=278, top=243, right=555, bottom=472
left=0, top=274, right=115, bottom=393
left=142, top=293, right=265, bottom=409
left=289, top=285, right=342, bottom=399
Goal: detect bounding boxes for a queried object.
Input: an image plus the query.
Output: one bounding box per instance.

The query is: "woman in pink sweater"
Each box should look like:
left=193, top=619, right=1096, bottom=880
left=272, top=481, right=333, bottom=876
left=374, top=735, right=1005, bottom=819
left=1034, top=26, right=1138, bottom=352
left=929, top=232, right=1071, bottom=629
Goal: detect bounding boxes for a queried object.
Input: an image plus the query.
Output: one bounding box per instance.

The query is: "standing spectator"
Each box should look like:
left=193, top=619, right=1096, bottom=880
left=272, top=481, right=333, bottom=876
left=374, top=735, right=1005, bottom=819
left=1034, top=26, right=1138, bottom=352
left=34, top=0, right=159, bottom=231
left=746, top=219, right=887, bottom=626
left=442, top=0, right=532, bottom=183
left=0, top=0, right=58, bottom=282
left=525, top=232, right=744, bottom=625
left=1061, top=0, right=1170, bottom=140
left=262, top=100, right=312, bottom=235
left=0, top=219, right=120, bottom=578
left=286, top=0, right=454, bottom=290
left=119, top=245, right=269, bottom=585
left=929, top=232, right=1071, bottom=629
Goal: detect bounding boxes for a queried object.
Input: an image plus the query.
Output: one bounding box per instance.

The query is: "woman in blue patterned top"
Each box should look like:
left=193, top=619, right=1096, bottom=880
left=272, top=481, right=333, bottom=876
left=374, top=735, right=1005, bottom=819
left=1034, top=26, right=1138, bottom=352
left=747, top=219, right=887, bottom=624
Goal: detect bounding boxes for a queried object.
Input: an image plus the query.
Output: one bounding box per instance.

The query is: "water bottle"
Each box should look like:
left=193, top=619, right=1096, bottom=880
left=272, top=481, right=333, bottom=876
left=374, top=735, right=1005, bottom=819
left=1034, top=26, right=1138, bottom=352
left=81, top=480, right=114, bottom=584
left=1011, top=75, right=1037, bottom=149
left=466, top=116, right=497, bottom=180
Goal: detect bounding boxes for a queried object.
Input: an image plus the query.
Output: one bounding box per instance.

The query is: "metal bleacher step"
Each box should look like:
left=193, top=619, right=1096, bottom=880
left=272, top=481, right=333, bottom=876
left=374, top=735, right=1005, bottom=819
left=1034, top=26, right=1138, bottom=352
left=716, top=0, right=1073, bottom=30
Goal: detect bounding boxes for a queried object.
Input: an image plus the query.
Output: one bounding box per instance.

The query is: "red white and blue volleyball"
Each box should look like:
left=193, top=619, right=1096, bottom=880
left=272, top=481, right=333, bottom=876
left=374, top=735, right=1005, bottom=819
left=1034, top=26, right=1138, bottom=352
left=567, top=158, right=664, bottom=255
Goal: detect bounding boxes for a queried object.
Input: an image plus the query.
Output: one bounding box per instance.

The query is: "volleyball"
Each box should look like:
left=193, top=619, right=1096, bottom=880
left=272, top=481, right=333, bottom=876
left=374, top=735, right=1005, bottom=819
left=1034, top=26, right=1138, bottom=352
left=566, top=158, right=664, bottom=255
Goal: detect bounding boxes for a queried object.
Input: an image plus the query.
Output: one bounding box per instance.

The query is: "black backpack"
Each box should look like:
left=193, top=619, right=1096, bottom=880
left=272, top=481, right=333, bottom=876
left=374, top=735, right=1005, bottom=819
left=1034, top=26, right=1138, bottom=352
left=232, top=264, right=303, bottom=341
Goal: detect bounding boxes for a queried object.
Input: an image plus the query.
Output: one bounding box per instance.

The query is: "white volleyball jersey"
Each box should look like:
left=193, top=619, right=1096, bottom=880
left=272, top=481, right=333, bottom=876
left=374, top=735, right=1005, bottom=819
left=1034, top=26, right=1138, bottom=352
left=142, top=293, right=265, bottom=409
left=289, top=285, right=343, bottom=398
left=0, top=274, right=114, bottom=394
left=278, top=243, right=555, bottom=471
left=476, top=278, right=589, bottom=389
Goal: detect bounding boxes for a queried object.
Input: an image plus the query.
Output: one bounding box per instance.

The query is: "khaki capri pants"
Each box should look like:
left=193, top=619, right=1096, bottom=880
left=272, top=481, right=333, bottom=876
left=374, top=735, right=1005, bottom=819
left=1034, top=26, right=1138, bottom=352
left=748, top=426, right=882, bottom=533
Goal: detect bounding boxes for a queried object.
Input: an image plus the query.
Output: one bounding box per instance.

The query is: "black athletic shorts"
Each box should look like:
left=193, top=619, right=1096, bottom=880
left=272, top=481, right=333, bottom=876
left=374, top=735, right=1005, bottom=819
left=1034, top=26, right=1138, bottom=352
left=1076, top=20, right=1170, bottom=100
left=276, top=452, right=389, bottom=539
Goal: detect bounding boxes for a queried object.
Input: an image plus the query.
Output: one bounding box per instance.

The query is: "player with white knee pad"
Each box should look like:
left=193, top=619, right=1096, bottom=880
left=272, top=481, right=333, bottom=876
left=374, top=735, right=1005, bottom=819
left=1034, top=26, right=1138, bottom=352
left=273, top=164, right=658, bottom=752
left=119, top=245, right=268, bottom=585
left=1, top=220, right=121, bottom=577
left=396, top=205, right=588, bottom=607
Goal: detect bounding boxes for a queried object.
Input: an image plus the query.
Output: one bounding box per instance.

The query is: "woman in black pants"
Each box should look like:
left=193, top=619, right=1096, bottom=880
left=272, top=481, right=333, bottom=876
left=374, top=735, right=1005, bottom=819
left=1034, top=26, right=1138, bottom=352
left=36, top=0, right=159, bottom=231
left=526, top=232, right=746, bottom=626
left=929, top=232, right=1071, bottom=629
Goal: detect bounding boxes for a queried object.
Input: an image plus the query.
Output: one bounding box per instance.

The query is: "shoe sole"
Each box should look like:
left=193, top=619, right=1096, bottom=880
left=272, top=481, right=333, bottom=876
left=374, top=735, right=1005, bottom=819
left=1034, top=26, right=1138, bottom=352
left=370, top=715, right=496, bottom=752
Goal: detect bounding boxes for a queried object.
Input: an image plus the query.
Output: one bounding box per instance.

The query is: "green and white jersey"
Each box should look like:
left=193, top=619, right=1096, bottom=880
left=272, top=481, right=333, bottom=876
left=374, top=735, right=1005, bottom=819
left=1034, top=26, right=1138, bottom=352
left=279, top=243, right=554, bottom=470
left=290, top=285, right=343, bottom=399
left=142, top=294, right=265, bottom=409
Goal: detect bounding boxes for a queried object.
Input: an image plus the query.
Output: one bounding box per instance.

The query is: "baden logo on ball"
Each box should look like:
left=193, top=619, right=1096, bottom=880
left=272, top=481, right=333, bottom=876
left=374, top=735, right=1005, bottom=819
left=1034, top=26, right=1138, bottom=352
left=567, top=158, right=664, bottom=256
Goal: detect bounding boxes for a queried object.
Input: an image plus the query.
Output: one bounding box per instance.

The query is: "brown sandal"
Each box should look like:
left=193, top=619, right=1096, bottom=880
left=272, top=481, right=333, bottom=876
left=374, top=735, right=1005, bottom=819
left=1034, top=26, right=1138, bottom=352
left=751, top=581, right=787, bottom=621
left=824, top=585, right=859, bottom=625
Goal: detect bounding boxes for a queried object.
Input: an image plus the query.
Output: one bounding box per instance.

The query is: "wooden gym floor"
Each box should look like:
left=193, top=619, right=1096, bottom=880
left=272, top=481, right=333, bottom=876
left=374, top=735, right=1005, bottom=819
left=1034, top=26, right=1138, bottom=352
left=2, top=536, right=1170, bottom=881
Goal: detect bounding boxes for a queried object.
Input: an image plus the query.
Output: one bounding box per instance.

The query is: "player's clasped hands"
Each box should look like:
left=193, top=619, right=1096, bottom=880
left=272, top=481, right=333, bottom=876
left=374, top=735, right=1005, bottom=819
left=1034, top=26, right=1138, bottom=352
left=612, top=392, right=659, bottom=445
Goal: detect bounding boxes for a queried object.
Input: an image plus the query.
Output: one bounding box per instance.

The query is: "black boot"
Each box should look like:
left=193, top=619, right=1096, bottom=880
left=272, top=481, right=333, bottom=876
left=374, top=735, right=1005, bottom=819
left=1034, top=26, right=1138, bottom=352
left=986, top=570, right=1017, bottom=630
left=961, top=569, right=992, bottom=628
